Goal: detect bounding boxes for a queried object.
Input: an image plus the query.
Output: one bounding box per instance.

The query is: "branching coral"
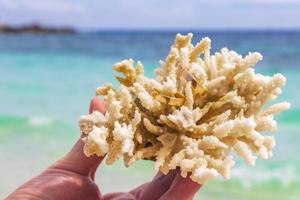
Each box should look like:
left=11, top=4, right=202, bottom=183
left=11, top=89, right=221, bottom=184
left=79, top=33, right=290, bottom=184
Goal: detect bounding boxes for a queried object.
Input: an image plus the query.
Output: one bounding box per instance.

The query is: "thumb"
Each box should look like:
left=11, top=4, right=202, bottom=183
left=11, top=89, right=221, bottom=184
left=53, top=97, right=106, bottom=178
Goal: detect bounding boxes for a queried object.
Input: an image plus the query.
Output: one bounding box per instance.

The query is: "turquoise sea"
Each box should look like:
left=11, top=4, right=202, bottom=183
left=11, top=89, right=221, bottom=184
left=0, top=31, right=300, bottom=199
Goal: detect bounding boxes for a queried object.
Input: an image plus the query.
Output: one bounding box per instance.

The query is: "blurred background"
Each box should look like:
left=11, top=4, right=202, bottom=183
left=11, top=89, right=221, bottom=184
left=0, top=1, right=299, bottom=199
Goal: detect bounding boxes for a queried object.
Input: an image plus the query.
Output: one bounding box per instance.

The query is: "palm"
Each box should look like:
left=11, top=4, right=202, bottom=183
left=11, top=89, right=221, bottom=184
left=6, top=98, right=201, bottom=200
left=13, top=168, right=101, bottom=200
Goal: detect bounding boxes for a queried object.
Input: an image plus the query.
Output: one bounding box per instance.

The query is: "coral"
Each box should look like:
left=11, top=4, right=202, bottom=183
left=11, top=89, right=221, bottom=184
left=79, top=33, right=290, bottom=184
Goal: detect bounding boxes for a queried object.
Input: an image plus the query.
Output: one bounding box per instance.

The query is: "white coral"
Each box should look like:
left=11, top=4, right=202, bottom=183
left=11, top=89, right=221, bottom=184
left=79, top=33, right=290, bottom=184
left=113, top=122, right=134, bottom=156
left=83, top=126, right=109, bottom=157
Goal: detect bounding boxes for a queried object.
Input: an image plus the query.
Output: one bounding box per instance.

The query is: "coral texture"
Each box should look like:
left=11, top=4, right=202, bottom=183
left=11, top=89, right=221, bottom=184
left=79, top=33, right=290, bottom=184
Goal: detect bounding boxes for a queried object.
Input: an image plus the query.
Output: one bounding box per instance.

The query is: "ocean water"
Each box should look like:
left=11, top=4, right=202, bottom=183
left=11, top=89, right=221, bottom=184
left=0, top=31, right=300, bottom=199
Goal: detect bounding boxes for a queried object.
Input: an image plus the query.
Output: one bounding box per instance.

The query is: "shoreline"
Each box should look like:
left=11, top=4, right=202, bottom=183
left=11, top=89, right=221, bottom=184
left=0, top=24, right=76, bottom=34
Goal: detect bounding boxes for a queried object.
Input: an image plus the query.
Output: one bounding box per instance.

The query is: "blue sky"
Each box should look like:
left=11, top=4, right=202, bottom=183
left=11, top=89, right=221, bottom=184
left=0, top=0, right=300, bottom=30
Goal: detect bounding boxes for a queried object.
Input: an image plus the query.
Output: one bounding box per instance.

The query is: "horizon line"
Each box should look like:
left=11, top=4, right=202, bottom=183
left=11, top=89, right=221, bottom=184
left=81, top=28, right=300, bottom=33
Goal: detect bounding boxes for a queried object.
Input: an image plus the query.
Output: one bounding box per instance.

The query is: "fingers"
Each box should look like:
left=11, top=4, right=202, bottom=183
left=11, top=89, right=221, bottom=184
left=128, top=182, right=149, bottom=197
left=133, top=170, right=178, bottom=200
left=89, top=96, right=106, bottom=114
left=102, top=192, right=136, bottom=200
left=159, top=173, right=202, bottom=200
left=52, top=97, right=106, bottom=178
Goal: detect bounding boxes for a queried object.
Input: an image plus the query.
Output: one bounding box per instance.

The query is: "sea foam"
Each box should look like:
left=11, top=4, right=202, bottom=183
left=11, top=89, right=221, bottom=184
left=28, top=116, right=52, bottom=126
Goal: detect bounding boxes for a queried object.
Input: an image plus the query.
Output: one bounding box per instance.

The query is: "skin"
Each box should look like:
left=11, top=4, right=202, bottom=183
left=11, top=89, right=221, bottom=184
left=5, top=98, right=202, bottom=200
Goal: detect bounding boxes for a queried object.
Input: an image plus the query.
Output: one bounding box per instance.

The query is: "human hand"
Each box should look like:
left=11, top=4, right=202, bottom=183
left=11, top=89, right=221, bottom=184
left=5, top=98, right=202, bottom=200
